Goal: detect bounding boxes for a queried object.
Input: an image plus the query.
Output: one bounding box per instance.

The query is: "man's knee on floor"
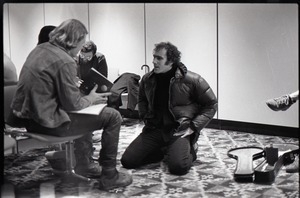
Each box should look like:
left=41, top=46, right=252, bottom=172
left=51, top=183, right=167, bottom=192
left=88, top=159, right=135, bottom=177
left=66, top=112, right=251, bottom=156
left=168, top=160, right=191, bottom=175
left=120, top=154, right=140, bottom=169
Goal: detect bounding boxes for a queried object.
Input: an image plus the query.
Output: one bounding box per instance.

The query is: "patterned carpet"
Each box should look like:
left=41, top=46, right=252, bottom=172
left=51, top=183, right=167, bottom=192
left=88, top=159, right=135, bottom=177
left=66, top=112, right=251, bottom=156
left=3, top=120, right=299, bottom=198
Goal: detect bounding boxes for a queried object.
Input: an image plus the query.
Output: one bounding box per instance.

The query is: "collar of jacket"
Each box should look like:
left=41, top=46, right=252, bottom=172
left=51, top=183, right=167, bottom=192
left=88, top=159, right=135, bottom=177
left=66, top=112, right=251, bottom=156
left=148, top=63, right=187, bottom=79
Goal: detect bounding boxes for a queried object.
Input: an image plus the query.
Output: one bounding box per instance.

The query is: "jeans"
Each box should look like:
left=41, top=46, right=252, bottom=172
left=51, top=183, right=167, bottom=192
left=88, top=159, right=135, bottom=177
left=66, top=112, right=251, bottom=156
left=9, top=107, right=122, bottom=169
left=121, top=126, right=194, bottom=175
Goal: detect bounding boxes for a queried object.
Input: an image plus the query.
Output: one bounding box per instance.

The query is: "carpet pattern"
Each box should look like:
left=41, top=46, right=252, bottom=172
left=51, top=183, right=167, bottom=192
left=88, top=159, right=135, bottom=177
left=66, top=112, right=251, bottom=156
left=3, top=121, right=299, bottom=198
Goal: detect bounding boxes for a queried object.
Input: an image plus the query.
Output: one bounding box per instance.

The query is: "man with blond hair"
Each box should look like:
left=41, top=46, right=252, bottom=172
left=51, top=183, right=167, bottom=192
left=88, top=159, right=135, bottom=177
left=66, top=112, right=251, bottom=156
left=9, top=19, right=132, bottom=190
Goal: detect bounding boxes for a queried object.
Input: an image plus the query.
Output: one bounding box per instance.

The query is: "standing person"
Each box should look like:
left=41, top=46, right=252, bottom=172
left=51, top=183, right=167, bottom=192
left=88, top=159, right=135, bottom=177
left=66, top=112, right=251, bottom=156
left=77, top=40, right=108, bottom=79
left=121, top=42, right=218, bottom=175
left=9, top=19, right=132, bottom=190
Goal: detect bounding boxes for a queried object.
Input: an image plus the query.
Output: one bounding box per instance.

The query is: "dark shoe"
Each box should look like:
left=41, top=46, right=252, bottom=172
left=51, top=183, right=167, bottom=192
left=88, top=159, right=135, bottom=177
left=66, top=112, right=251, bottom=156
left=45, top=150, right=70, bottom=171
left=266, top=95, right=294, bottom=111
left=98, top=171, right=133, bottom=190
left=286, top=155, right=299, bottom=173
left=76, top=162, right=102, bottom=178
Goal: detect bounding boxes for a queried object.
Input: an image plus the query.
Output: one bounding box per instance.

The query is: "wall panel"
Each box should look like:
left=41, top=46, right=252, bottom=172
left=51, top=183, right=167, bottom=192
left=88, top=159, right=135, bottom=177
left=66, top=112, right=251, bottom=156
left=3, top=3, right=10, bottom=56
left=8, top=3, right=44, bottom=76
left=44, top=3, right=89, bottom=34
left=218, top=4, right=298, bottom=127
left=145, top=3, right=218, bottom=118
left=89, top=3, right=145, bottom=82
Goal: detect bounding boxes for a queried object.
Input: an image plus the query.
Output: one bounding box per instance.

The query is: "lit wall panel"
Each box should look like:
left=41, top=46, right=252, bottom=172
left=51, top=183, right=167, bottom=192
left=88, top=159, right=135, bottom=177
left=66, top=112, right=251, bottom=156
left=145, top=3, right=218, bottom=118
left=218, top=4, right=298, bottom=127
left=89, top=3, right=145, bottom=82
left=8, top=3, right=44, bottom=76
left=44, top=3, right=89, bottom=34
left=3, top=3, right=10, bottom=56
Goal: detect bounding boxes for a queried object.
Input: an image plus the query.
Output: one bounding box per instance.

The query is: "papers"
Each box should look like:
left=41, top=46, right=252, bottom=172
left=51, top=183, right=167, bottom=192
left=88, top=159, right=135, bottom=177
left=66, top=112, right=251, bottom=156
left=69, top=103, right=107, bottom=115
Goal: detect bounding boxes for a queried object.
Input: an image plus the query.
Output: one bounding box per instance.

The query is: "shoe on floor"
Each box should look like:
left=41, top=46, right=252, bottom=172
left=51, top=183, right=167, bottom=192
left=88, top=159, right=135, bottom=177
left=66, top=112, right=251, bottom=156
left=286, top=155, right=299, bottom=173
left=266, top=95, right=294, bottom=111
left=98, top=171, right=133, bottom=190
left=76, top=162, right=102, bottom=178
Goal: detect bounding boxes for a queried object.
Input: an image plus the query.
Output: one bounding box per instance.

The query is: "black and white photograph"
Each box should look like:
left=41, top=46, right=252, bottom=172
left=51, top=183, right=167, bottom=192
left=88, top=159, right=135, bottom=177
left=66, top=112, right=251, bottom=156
left=2, top=1, right=299, bottom=197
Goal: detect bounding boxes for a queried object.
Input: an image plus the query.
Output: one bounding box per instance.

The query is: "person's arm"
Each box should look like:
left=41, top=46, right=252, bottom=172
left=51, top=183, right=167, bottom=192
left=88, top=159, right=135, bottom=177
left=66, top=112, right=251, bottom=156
left=96, top=53, right=108, bottom=78
left=137, top=76, right=148, bottom=120
left=190, top=76, right=218, bottom=133
left=55, top=62, right=107, bottom=111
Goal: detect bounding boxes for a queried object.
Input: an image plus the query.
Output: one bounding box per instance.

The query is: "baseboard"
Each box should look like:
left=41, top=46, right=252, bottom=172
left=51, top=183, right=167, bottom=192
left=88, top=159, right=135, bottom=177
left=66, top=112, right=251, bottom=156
left=207, top=119, right=299, bottom=138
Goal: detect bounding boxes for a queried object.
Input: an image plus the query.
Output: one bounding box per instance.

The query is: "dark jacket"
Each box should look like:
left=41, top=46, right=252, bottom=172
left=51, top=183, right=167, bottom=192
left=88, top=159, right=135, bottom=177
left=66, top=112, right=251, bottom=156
left=138, top=63, right=218, bottom=144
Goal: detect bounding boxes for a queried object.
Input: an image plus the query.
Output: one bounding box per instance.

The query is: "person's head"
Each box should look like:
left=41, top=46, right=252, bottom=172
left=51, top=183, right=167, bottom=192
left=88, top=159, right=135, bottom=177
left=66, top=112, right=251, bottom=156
left=37, top=25, right=56, bottom=45
left=49, top=19, right=88, bottom=57
left=152, top=42, right=181, bottom=74
left=79, top=40, right=97, bottom=62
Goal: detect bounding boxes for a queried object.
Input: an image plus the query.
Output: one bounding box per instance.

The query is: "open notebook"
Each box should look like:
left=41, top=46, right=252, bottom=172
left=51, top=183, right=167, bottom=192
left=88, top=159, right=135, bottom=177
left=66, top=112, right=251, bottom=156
left=69, top=104, right=107, bottom=115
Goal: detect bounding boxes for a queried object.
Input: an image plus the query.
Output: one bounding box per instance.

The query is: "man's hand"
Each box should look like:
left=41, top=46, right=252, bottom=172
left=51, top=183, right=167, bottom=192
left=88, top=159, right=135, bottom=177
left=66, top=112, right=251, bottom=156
left=173, top=127, right=194, bottom=138
left=75, top=77, right=83, bottom=88
left=88, top=85, right=112, bottom=104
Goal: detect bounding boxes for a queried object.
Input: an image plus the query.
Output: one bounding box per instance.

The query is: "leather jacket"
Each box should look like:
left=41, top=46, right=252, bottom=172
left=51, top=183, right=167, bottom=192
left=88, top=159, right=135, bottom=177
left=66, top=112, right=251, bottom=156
left=138, top=63, right=218, bottom=144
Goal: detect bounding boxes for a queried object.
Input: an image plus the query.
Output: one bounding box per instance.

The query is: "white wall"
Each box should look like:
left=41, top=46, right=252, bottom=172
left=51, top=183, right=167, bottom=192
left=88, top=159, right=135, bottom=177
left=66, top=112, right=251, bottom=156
left=89, top=3, right=145, bottom=82
left=145, top=3, right=217, bottom=118
left=3, top=3, right=298, bottom=128
left=218, top=4, right=298, bottom=127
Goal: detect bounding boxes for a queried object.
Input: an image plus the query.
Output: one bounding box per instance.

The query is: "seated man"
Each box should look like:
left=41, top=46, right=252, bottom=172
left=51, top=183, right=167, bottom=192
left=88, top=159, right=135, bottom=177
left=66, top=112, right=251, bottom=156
left=77, top=40, right=108, bottom=79
left=121, top=42, right=218, bottom=175
left=8, top=19, right=132, bottom=190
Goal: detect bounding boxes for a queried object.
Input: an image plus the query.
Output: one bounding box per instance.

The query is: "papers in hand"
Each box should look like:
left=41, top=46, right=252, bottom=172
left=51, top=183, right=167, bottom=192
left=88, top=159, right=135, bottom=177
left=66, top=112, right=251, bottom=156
left=69, top=104, right=107, bottom=115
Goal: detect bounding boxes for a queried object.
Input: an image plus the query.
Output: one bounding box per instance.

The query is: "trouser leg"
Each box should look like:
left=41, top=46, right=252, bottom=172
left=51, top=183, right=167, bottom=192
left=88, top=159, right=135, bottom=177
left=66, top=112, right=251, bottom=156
left=97, top=108, right=122, bottom=169
left=166, top=136, right=193, bottom=175
left=121, top=127, right=165, bottom=168
left=74, top=133, right=93, bottom=167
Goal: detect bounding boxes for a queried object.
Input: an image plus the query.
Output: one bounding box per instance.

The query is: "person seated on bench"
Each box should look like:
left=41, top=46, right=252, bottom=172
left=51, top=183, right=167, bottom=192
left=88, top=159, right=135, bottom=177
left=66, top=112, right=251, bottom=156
left=8, top=19, right=132, bottom=190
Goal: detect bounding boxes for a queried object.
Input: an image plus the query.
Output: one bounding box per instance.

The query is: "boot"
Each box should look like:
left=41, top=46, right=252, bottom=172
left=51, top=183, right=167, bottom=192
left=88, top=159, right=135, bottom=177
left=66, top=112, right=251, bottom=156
left=98, top=167, right=132, bottom=190
left=74, top=133, right=102, bottom=177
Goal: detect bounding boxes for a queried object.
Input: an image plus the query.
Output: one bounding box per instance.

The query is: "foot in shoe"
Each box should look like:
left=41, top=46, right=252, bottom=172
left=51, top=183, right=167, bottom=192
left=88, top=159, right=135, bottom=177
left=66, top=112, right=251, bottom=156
left=98, top=171, right=133, bottom=190
left=76, top=162, right=102, bottom=178
left=266, top=95, right=294, bottom=111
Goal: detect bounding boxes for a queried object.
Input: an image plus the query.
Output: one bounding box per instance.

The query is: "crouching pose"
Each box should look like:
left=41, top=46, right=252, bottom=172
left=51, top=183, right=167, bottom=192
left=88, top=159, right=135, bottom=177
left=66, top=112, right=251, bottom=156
left=121, top=42, right=217, bottom=175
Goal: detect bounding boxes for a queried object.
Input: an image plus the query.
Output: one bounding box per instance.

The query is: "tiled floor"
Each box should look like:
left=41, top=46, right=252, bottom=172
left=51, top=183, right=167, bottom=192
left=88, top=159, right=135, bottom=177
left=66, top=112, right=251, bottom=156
left=3, top=121, right=299, bottom=198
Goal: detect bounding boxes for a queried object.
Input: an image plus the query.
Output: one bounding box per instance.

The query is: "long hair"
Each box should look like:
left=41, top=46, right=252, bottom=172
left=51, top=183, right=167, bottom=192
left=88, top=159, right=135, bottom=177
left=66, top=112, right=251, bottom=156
left=49, top=19, right=88, bottom=50
left=153, top=42, right=181, bottom=65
